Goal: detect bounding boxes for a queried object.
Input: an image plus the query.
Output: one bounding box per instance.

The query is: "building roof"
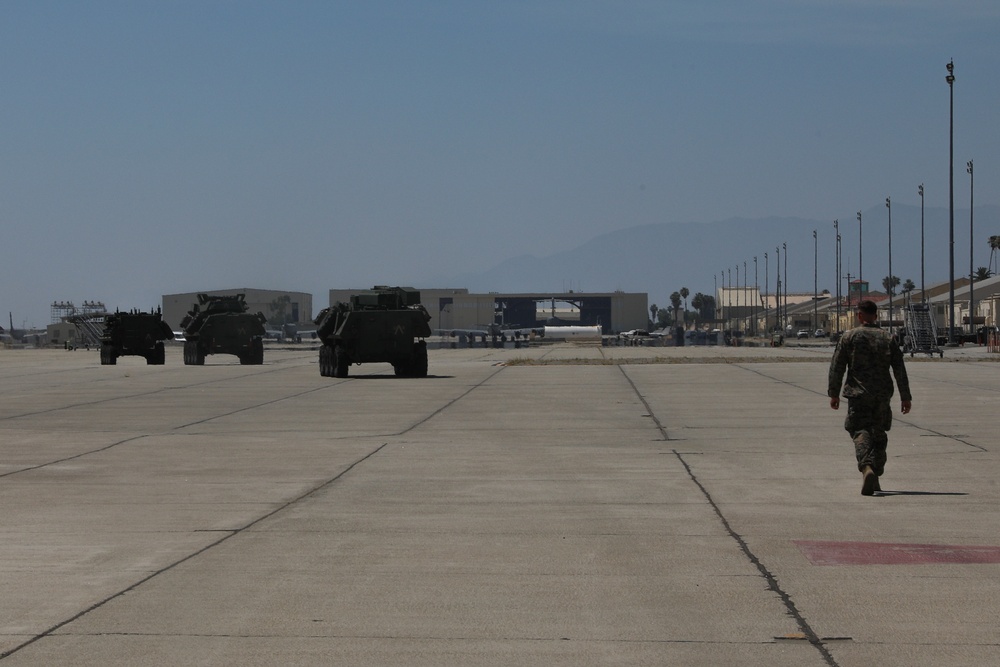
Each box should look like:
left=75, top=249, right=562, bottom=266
left=921, top=274, right=1000, bottom=303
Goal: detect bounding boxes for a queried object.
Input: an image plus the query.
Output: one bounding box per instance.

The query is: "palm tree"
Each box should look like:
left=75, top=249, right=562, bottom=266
left=691, top=293, right=704, bottom=327
left=974, top=266, right=991, bottom=281
left=882, top=275, right=900, bottom=296
left=649, top=304, right=658, bottom=329
left=702, top=294, right=716, bottom=320
left=989, top=235, right=1000, bottom=276
left=902, top=278, right=916, bottom=307
left=680, top=287, right=690, bottom=316
left=670, top=291, right=682, bottom=325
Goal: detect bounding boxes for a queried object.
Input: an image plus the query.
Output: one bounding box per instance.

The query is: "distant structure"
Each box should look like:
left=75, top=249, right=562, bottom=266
left=162, top=289, right=313, bottom=333
left=50, top=300, right=105, bottom=324
left=328, top=288, right=648, bottom=335
left=47, top=300, right=108, bottom=348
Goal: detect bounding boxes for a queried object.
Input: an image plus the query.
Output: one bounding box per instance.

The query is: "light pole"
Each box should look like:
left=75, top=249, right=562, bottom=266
left=764, top=252, right=769, bottom=332
left=968, top=159, right=975, bottom=337
left=783, top=242, right=788, bottom=332
left=886, top=196, right=893, bottom=331
left=834, top=219, right=841, bottom=333
left=735, top=264, right=740, bottom=333
left=918, top=184, right=925, bottom=303
left=743, top=261, right=748, bottom=333
left=753, top=256, right=758, bottom=337
left=719, top=269, right=729, bottom=327
left=813, top=230, right=818, bottom=333
left=775, top=245, right=781, bottom=333
left=857, top=210, right=863, bottom=295
left=947, top=59, right=956, bottom=345
left=727, top=267, right=732, bottom=332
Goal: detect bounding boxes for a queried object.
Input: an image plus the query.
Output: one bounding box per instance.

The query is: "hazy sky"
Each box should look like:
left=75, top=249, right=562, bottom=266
left=3, top=1, right=997, bottom=328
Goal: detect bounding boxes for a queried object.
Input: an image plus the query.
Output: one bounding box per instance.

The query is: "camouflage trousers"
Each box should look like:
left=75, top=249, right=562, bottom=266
left=844, top=397, right=892, bottom=475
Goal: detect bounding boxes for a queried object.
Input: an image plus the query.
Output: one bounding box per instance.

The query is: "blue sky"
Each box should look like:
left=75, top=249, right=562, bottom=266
left=2, top=1, right=998, bottom=327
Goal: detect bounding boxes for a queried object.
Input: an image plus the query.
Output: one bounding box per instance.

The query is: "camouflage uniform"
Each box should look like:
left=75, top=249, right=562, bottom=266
left=828, top=323, right=912, bottom=476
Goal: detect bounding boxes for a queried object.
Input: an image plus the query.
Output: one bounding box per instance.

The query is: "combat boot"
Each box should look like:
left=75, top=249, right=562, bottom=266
left=861, top=466, right=877, bottom=496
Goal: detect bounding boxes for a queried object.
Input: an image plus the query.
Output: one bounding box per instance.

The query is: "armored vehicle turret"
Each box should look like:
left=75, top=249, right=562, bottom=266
left=179, top=293, right=267, bottom=365
left=100, top=308, right=175, bottom=365
left=314, top=286, right=431, bottom=378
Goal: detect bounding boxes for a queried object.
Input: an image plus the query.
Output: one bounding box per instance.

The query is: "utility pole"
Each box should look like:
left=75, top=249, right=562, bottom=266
left=775, top=246, right=781, bottom=334
left=834, top=219, right=841, bottom=333
left=857, top=210, right=863, bottom=294
left=764, top=252, right=769, bottom=332
left=783, top=242, right=788, bottom=333
left=946, top=59, right=956, bottom=345
left=918, top=184, right=926, bottom=303
left=968, top=159, right=975, bottom=337
left=813, top=230, right=818, bottom=333
left=887, top=196, right=893, bottom=332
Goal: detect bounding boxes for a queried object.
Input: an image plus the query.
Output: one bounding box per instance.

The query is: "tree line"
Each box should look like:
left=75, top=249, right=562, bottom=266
left=649, top=288, right=717, bottom=330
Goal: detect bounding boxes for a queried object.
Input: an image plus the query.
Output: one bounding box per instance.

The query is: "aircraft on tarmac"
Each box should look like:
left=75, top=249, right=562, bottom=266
left=257, top=323, right=317, bottom=343
left=434, top=322, right=545, bottom=349
left=437, top=322, right=605, bottom=345
left=541, top=325, right=602, bottom=340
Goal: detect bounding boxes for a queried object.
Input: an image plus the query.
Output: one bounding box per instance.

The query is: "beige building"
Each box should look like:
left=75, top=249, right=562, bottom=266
left=46, top=321, right=77, bottom=348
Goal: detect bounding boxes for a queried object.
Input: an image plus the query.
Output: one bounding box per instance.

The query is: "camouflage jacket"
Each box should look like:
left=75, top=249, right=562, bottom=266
left=828, top=324, right=912, bottom=402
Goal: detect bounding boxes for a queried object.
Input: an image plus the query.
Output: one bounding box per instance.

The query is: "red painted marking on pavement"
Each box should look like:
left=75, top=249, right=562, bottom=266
left=793, top=540, right=1000, bottom=566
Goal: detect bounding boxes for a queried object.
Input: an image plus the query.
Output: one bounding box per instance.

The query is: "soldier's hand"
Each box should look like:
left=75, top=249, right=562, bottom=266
left=829, top=397, right=840, bottom=410
left=901, top=400, right=911, bottom=414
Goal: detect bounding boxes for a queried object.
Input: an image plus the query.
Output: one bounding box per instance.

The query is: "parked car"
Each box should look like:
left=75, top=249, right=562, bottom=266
left=797, top=329, right=810, bottom=339
left=814, top=329, right=827, bottom=338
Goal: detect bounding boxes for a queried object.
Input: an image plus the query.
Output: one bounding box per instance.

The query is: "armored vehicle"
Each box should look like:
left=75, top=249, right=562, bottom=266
left=99, top=308, right=175, bottom=365
left=314, top=286, right=431, bottom=378
left=180, top=293, right=267, bottom=365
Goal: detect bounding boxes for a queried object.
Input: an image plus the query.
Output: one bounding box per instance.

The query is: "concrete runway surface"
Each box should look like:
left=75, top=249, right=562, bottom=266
left=1, top=342, right=998, bottom=666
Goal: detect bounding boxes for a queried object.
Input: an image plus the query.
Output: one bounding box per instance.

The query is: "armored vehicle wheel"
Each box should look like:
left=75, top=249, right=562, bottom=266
left=412, top=341, right=428, bottom=377
left=183, top=341, right=205, bottom=365
left=333, top=345, right=349, bottom=378
left=100, top=345, right=117, bottom=365
left=147, top=342, right=166, bottom=365
left=238, top=340, right=264, bottom=365
left=319, top=345, right=333, bottom=377
left=393, top=342, right=428, bottom=377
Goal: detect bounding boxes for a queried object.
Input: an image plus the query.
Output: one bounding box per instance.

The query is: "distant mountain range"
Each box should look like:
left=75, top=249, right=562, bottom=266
left=451, top=204, right=1000, bottom=310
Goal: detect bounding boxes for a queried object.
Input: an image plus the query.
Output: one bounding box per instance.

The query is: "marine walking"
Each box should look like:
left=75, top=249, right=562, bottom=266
left=828, top=299, right=913, bottom=495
